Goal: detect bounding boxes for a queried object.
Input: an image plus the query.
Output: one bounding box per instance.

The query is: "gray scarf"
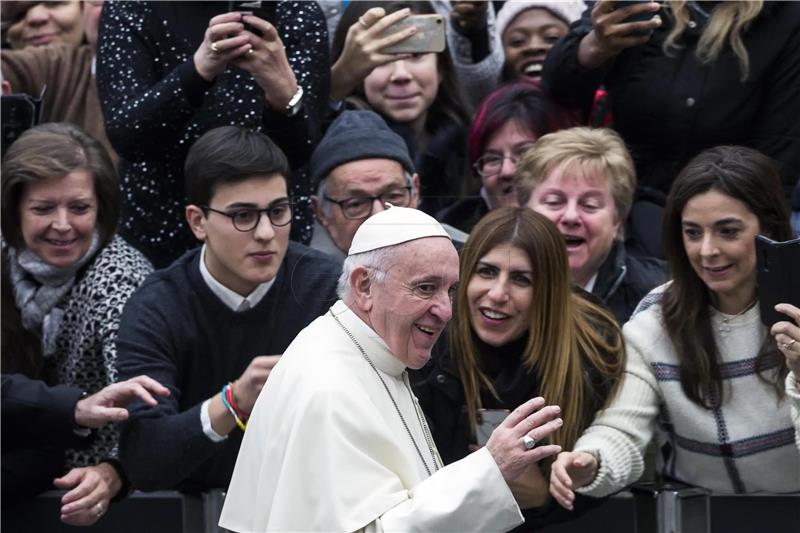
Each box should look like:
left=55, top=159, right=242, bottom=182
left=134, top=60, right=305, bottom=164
left=7, top=232, right=101, bottom=356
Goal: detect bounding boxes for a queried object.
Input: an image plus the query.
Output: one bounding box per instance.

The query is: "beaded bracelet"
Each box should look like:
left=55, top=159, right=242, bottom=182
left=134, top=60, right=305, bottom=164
left=220, top=383, right=247, bottom=431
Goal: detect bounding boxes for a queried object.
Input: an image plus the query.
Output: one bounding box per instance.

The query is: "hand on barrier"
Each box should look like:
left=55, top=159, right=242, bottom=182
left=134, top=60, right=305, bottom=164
left=53, top=462, right=121, bottom=526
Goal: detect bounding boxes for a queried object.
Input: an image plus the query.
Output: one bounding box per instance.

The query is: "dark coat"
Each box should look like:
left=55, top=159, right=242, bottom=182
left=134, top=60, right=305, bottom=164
left=436, top=194, right=490, bottom=235
left=543, top=1, right=800, bottom=198
left=411, top=292, right=622, bottom=530
left=116, top=243, right=340, bottom=492
left=1, top=374, right=87, bottom=503
left=592, top=241, right=667, bottom=324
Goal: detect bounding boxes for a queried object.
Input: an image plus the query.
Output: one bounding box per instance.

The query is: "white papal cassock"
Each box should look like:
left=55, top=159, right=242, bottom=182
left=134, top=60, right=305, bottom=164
left=220, top=300, right=523, bottom=532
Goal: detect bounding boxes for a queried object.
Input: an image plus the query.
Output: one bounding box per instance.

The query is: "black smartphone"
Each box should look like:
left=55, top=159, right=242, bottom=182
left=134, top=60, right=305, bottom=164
left=1, top=91, right=44, bottom=153
left=228, top=0, right=277, bottom=36
left=618, top=0, right=660, bottom=36
left=755, top=235, right=800, bottom=328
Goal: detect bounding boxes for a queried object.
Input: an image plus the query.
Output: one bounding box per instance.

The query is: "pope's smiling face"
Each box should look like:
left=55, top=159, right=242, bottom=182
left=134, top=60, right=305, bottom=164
left=365, top=237, right=459, bottom=369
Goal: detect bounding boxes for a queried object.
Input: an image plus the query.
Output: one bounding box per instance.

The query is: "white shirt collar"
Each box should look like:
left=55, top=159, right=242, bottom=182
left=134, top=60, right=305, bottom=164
left=199, top=245, right=274, bottom=312
left=582, top=272, right=599, bottom=293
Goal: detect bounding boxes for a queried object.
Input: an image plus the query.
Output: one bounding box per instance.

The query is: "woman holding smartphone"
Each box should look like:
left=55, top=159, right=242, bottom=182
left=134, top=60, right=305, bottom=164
left=550, top=146, right=800, bottom=508
left=96, top=2, right=329, bottom=267
left=542, top=1, right=800, bottom=257
left=413, top=207, right=625, bottom=527
left=330, top=1, right=470, bottom=216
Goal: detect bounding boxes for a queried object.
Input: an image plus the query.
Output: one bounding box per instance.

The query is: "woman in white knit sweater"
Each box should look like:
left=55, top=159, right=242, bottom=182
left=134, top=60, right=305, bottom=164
left=550, top=145, right=800, bottom=508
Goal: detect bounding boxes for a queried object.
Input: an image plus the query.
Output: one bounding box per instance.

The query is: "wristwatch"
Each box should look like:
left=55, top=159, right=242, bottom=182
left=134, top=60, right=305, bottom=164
left=284, top=85, right=304, bottom=117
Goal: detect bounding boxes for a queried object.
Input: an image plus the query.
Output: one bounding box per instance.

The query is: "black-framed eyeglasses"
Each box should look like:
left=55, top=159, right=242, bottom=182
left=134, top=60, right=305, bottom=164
left=202, top=202, right=293, bottom=232
left=472, top=144, right=536, bottom=177
left=323, top=186, right=413, bottom=220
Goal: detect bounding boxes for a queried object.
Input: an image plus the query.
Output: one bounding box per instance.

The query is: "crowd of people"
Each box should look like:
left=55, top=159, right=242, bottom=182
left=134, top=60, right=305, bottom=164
left=1, top=1, right=798, bottom=531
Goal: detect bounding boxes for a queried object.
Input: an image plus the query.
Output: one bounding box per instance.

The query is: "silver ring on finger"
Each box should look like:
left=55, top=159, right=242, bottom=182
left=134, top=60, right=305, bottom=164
left=358, top=16, right=369, bottom=28
left=210, top=41, right=221, bottom=54
left=522, top=434, right=536, bottom=450
left=783, top=338, right=797, bottom=350
left=95, top=502, right=105, bottom=518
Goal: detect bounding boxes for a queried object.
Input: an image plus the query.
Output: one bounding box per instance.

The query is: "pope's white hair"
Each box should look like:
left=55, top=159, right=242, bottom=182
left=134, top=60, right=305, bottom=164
left=337, top=242, right=415, bottom=303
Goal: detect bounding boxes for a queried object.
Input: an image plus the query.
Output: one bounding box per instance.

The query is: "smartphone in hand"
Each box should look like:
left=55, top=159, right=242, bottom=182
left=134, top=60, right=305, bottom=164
left=379, top=14, right=446, bottom=54
left=229, top=0, right=277, bottom=36
left=756, top=234, right=800, bottom=328
left=475, top=408, right=510, bottom=447
left=618, top=0, right=661, bottom=36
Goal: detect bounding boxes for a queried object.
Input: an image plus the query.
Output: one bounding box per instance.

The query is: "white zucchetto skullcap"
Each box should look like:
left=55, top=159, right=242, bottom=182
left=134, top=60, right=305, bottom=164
left=348, top=206, right=451, bottom=256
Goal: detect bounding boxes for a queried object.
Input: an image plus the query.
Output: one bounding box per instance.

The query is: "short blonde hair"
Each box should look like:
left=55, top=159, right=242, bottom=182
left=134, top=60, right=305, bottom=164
left=515, top=127, right=636, bottom=224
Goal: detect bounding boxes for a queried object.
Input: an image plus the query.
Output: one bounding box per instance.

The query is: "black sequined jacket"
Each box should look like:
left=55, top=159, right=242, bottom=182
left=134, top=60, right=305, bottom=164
left=96, top=1, right=330, bottom=266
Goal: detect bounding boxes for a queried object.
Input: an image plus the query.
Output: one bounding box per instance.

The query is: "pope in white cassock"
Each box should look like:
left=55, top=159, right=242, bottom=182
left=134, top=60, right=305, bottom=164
left=220, top=206, right=564, bottom=532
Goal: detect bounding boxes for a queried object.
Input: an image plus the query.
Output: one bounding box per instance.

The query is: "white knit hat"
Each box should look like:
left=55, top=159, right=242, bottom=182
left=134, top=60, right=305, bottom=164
left=348, top=206, right=450, bottom=256
left=496, top=1, right=587, bottom=41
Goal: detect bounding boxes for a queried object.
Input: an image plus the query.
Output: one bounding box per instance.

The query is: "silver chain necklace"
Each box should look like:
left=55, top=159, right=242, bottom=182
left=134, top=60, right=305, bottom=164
left=330, top=311, right=440, bottom=477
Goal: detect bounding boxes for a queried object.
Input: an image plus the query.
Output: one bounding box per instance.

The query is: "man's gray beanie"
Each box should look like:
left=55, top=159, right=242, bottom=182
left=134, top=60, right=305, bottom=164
left=309, top=110, right=415, bottom=188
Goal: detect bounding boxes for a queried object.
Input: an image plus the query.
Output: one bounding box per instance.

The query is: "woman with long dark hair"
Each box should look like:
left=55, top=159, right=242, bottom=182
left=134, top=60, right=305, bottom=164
left=550, top=146, right=800, bottom=508
left=414, top=207, right=625, bottom=527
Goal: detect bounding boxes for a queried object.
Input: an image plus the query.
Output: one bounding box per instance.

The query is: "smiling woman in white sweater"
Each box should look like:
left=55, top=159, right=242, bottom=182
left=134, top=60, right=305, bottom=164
left=549, top=145, right=800, bottom=507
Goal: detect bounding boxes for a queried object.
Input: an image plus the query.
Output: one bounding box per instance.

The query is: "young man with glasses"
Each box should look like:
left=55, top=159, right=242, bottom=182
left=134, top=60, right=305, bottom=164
left=114, top=126, right=340, bottom=493
left=309, top=110, right=467, bottom=261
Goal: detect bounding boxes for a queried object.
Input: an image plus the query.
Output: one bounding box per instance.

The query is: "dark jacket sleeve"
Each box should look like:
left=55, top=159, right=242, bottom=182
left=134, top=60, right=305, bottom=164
left=746, top=12, right=800, bottom=197
left=96, top=1, right=213, bottom=158
left=1, top=373, right=87, bottom=448
left=115, top=283, right=223, bottom=491
left=259, top=1, right=330, bottom=169
left=541, top=4, right=612, bottom=118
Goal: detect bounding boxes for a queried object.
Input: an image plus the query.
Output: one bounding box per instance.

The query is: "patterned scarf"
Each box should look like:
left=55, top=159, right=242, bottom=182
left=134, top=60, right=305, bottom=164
left=6, top=231, right=101, bottom=356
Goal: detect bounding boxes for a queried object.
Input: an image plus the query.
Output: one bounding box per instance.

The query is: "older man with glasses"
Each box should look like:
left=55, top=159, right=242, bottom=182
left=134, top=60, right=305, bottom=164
left=114, top=126, right=340, bottom=494
left=310, top=110, right=467, bottom=261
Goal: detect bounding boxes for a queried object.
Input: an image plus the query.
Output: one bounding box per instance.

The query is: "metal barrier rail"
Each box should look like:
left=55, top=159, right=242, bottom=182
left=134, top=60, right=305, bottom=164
left=2, top=485, right=797, bottom=532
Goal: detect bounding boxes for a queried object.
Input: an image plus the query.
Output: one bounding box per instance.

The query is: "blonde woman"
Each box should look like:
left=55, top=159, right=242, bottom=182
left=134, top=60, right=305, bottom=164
left=541, top=0, right=800, bottom=232
left=516, top=127, right=665, bottom=324
left=413, top=207, right=625, bottom=528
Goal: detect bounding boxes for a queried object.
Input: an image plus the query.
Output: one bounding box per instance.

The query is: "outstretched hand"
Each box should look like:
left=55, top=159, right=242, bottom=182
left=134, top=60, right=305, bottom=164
left=549, top=450, right=599, bottom=510
left=74, top=375, right=170, bottom=429
left=485, top=397, right=563, bottom=482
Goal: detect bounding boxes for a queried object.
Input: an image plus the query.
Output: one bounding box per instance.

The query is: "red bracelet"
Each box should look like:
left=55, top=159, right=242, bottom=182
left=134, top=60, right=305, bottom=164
left=226, top=382, right=250, bottom=420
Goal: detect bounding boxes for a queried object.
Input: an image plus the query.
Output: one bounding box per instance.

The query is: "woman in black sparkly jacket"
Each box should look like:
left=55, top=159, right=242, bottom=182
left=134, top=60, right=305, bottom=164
left=96, top=1, right=330, bottom=267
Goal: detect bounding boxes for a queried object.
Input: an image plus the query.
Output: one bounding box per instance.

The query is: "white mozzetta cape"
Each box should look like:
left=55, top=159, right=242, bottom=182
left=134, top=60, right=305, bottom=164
left=220, top=300, right=523, bottom=532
